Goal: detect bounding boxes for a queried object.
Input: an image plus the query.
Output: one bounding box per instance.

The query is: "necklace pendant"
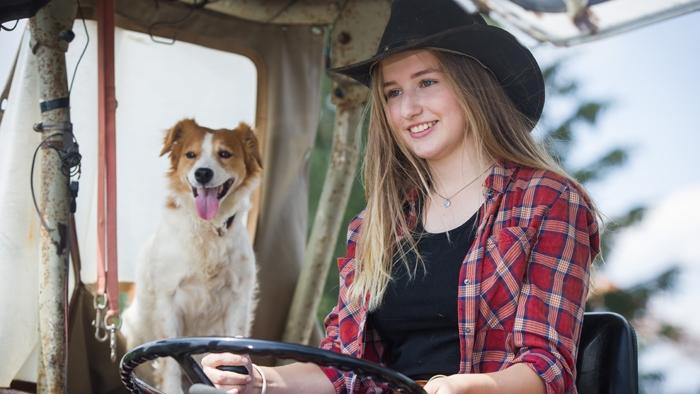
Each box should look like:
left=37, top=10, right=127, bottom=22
left=442, top=199, right=451, bottom=208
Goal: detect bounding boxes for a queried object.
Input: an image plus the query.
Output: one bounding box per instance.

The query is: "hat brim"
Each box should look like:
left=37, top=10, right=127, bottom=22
left=329, top=24, right=544, bottom=124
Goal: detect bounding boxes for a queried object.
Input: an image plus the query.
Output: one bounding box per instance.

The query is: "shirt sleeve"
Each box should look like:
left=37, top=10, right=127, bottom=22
left=511, top=185, right=600, bottom=394
left=318, top=212, right=365, bottom=394
left=319, top=259, right=351, bottom=393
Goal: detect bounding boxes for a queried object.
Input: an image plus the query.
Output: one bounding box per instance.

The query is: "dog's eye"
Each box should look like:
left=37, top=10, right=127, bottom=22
left=218, top=150, right=232, bottom=159
left=185, top=151, right=196, bottom=159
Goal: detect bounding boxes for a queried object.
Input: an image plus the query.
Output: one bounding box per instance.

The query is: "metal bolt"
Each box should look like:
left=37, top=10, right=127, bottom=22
left=59, top=29, right=75, bottom=43
left=337, top=31, right=351, bottom=45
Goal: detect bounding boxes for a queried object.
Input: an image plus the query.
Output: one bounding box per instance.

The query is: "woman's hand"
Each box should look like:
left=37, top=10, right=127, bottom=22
left=423, top=375, right=463, bottom=394
left=422, top=364, right=545, bottom=394
left=201, top=352, right=256, bottom=394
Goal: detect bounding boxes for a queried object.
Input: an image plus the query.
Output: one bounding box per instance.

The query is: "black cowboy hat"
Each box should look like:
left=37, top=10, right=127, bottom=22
left=330, top=0, right=545, bottom=125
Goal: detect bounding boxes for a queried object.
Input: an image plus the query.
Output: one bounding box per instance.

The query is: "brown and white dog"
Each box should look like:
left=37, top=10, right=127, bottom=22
left=121, top=119, right=262, bottom=393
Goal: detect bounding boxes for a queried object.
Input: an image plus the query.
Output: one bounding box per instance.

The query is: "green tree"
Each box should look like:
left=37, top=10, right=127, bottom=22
left=537, top=59, right=644, bottom=259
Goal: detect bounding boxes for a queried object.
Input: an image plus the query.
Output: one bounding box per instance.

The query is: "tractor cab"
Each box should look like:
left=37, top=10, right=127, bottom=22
left=1, top=0, right=698, bottom=393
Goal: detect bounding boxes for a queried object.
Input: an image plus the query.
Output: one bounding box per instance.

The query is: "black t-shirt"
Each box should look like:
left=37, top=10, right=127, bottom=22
left=368, top=211, right=479, bottom=380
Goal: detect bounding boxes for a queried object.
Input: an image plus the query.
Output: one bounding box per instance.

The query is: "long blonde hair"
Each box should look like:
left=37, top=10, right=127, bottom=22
left=349, top=49, right=594, bottom=310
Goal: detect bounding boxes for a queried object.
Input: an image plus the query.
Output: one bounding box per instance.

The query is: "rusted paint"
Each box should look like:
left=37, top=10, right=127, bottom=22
left=320, top=0, right=391, bottom=112
left=202, top=0, right=340, bottom=25
left=329, top=0, right=390, bottom=67
left=29, top=0, right=76, bottom=392
left=332, top=82, right=369, bottom=110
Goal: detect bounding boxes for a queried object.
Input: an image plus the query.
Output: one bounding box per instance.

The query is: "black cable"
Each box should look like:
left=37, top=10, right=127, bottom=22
left=69, top=0, right=90, bottom=95
left=147, top=0, right=209, bottom=45
left=30, top=132, right=82, bottom=231
left=266, top=0, right=297, bottom=23
left=330, top=0, right=350, bottom=28
left=0, top=19, right=20, bottom=31
left=30, top=135, right=61, bottom=231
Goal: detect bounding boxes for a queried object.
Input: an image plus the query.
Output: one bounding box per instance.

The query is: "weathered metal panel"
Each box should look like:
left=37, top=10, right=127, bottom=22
left=199, top=0, right=340, bottom=24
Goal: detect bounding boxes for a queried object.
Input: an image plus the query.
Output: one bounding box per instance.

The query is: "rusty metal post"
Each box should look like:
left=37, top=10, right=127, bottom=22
left=282, top=0, right=391, bottom=345
left=283, top=86, right=365, bottom=345
left=28, top=0, right=76, bottom=392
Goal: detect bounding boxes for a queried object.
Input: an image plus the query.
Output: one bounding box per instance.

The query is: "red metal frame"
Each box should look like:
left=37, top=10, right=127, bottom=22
left=96, top=0, right=119, bottom=316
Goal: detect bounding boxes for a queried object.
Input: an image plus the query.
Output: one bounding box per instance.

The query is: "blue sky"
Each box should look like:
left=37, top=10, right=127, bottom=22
left=533, top=11, right=700, bottom=217
left=2, top=8, right=700, bottom=393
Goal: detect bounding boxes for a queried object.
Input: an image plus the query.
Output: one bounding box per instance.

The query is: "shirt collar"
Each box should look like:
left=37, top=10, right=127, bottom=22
left=484, top=159, right=518, bottom=197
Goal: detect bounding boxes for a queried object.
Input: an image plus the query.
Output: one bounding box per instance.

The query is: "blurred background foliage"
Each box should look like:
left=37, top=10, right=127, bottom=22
left=307, top=56, right=683, bottom=392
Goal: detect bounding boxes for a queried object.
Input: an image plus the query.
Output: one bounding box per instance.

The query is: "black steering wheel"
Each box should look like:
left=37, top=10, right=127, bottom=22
left=120, top=337, right=426, bottom=393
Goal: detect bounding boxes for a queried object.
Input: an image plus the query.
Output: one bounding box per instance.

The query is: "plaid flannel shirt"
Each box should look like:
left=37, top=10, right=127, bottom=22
left=319, top=161, right=600, bottom=394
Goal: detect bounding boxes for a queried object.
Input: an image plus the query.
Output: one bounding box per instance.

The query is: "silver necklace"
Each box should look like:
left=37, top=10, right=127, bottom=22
left=434, top=165, right=492, bottom=208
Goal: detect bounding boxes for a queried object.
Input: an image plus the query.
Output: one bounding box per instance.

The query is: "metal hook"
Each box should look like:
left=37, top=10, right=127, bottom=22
left=104, top=311, right=122, bottom=362
left=92, top=294, right=109, bottom=342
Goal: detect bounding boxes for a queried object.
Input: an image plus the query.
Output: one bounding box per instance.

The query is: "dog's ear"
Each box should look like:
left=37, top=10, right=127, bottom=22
left=160, top=121, right=183, bottom=157
left=237, top=122, right=263, bottom=170
left=161, top=119, right=196, bottom=158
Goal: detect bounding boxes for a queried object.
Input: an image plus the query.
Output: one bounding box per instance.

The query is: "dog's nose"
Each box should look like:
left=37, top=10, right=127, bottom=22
left=194, top=168, right=213, bottom=184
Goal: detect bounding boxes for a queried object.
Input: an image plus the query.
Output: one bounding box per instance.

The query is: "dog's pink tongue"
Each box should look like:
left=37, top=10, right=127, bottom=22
left=195, top=188, right=220, bottom=221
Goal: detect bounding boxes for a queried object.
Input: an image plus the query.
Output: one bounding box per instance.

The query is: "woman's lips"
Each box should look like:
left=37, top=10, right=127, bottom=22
left=407, top=120, right=438, bottom=138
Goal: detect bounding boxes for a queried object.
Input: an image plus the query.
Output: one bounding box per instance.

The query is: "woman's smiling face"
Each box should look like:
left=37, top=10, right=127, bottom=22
left=380, top=50, right=468, bottom=164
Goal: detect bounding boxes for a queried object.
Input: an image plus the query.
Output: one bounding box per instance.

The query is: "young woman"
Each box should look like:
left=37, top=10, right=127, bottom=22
left=202, top=0, right=600, bottom=393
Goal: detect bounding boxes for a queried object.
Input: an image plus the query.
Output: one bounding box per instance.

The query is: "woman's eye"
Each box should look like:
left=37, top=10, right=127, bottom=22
left=385, top=89, right=401, bottom=99
left=185, top=151, right=196, bottom=159
left=419, top=79, right=437, bottom=88
left=218, top=150, right=232, bottom=159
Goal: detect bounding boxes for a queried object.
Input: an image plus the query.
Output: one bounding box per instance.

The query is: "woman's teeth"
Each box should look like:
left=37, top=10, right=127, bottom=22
left=409, top=121, right=437, bottom=133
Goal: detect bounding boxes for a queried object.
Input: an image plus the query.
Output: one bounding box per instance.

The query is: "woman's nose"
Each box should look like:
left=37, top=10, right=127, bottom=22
left=400, top=91, right=422, bottom=119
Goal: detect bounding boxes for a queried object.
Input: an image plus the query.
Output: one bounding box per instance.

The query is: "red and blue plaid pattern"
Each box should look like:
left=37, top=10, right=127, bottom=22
left=319, top=161, right=600, bottom=394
